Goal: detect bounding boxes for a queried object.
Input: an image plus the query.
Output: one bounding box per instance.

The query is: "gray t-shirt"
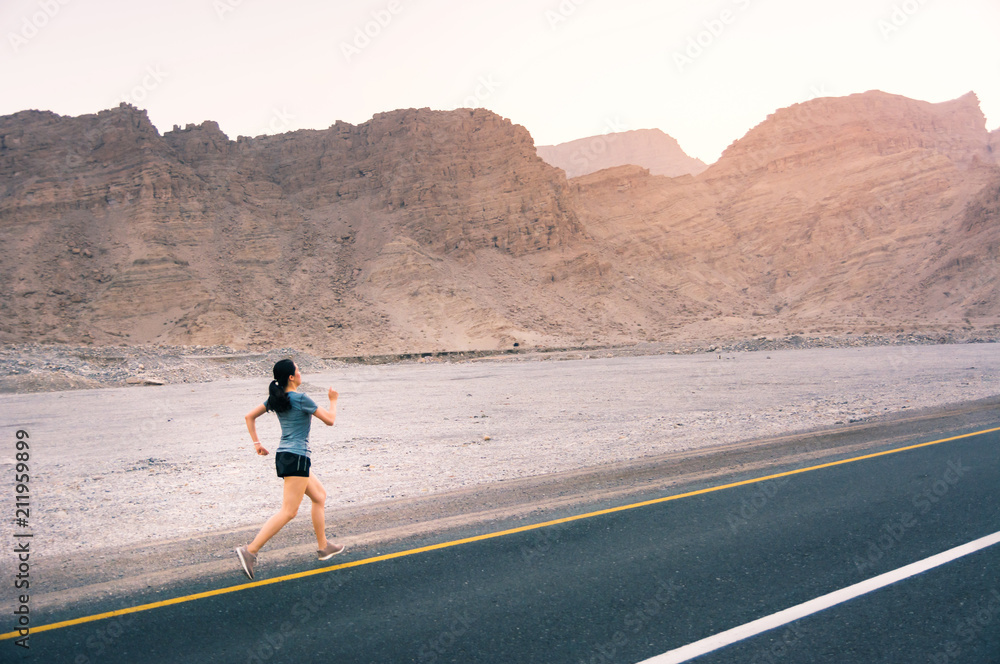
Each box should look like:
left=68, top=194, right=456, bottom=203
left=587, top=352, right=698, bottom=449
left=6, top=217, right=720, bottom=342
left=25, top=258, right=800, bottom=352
left=265, top=391, right=319, bottom=458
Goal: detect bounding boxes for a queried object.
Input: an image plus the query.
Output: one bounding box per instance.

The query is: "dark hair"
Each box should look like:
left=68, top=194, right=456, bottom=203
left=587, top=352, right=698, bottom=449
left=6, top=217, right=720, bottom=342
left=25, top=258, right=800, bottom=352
left=266, top=359, right=296, bottom=413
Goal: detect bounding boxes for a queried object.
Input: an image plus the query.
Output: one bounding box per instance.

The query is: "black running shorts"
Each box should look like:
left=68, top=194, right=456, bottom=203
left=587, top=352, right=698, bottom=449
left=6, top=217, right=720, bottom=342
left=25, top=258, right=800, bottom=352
left=275, top=451, right=311, bottom=478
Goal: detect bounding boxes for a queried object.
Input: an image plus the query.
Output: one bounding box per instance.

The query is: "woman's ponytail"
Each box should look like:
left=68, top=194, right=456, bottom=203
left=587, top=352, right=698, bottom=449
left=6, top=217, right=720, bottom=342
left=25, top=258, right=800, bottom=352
left=266, top=359, right=295, bottom=413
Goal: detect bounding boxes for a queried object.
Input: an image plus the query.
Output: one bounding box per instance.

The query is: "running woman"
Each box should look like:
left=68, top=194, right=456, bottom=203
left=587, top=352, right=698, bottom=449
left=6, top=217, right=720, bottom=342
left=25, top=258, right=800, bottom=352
left=236, top=358, right=345, bottom=580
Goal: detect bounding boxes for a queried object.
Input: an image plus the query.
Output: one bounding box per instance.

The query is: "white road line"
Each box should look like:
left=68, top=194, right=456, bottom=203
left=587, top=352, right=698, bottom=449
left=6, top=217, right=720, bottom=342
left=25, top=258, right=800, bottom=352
left=638, top=530, right=1000, bottom=664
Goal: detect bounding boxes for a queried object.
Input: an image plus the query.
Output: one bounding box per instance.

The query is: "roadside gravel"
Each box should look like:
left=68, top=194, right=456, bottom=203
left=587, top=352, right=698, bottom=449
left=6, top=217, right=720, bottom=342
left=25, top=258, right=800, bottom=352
left=1, top=330, right=996, bottom=393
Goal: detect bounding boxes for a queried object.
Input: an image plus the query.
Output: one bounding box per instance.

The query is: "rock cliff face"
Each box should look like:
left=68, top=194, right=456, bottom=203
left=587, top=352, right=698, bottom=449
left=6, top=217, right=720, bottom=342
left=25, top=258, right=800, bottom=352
left=569, top=91, right=1000, bottom=337
left=536, top=128, right=707, bottom=179
left=2, top=91, right=998, bottom=352
left=0, top=105, right=588, bottom=352
left=922, top=169, right=1000, bottom=319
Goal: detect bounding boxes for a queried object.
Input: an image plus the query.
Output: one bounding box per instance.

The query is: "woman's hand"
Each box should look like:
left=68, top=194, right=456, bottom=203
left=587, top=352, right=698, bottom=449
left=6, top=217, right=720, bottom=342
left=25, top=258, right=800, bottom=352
left=254, top=442, right=270, bottom=456
left=313, top=388, right=339, bottom=426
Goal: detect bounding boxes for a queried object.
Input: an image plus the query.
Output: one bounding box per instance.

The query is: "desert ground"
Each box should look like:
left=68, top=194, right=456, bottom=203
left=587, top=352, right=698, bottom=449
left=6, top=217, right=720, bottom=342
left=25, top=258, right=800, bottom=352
left=2, top=340, right=1000, bottom=585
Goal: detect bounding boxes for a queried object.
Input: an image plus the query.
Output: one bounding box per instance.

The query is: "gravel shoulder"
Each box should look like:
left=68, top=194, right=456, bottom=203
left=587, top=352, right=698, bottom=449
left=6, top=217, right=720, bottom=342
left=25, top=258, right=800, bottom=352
left=2, top=341, right=1000, bottom=612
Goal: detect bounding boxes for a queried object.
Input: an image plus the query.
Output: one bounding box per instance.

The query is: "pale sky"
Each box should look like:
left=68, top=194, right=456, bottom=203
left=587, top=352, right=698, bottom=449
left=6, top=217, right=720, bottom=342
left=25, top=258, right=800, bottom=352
left=2, top=0, right=998, bottom=164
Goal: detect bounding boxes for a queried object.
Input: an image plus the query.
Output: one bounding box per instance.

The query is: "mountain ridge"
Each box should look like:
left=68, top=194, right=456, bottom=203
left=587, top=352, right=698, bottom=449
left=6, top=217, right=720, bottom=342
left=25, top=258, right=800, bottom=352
left=2, top=91, right=997, bottom=353
left=536, top=128, right=707, bottom=179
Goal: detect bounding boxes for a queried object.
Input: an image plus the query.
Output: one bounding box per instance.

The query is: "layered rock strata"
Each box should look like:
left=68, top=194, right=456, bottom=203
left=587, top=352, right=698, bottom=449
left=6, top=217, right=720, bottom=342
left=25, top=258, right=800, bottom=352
left=2, top=91, right=998, bottom=353
left=0, top=105, right=587, bottom=352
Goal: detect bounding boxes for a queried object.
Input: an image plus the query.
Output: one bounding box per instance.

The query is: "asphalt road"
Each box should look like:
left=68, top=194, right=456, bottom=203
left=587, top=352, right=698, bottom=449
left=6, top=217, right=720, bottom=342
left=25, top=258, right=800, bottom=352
left=9, top=419, right=1000, bottom=663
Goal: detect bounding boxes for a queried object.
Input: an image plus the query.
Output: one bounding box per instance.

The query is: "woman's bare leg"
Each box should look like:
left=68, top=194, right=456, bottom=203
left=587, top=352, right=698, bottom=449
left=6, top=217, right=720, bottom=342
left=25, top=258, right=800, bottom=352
left=248, top=476, right=309, bottom=554
left=303, top=472, right=329, bottom=550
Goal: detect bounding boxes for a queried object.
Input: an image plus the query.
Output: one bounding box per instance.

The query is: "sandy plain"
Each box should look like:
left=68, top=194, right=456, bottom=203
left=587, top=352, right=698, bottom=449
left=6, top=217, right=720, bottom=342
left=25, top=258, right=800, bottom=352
left=2, top=342, right=1000, bottom=607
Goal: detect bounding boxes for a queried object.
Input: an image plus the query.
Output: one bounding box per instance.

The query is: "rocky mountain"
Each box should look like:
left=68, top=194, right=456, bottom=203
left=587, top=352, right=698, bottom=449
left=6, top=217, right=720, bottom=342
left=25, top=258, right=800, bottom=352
left=1, top=91, right=998, bottom=354
left=569, top=91, right=1000, bottom=338
left=0, top=106, right=598, bottom=352
left=536, top=128, right=707, bottom=179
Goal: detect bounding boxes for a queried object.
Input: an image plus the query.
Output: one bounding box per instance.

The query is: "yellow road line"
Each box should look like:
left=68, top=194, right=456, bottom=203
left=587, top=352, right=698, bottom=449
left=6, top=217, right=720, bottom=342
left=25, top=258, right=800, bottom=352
left=5, top=425, right=999, bottom=640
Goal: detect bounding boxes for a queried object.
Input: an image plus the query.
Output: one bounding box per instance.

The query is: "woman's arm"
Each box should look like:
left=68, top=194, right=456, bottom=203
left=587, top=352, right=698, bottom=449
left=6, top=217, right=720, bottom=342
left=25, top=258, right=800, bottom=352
left=312, top=388, right=338, bottom=426
left=245, top=403, right=269, bottom=455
